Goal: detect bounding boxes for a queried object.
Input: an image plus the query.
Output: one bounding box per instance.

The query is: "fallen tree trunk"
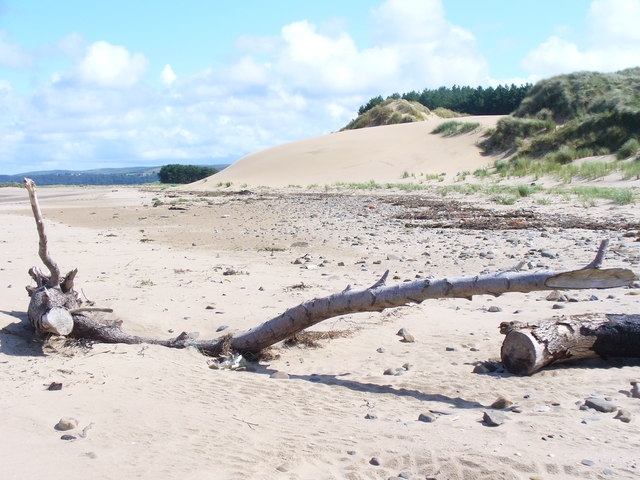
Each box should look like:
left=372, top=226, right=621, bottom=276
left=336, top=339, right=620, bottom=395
left=500, top=314, right=640, bottom=375
left=23, top=178, right=637, bottom=359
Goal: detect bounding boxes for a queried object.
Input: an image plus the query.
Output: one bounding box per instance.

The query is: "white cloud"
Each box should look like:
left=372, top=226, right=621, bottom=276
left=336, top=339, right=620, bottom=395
left=71, top=41, right=148, bottom=88
left=522, top=0, right=640, bottom=77
left=161, top=64, right=176, bottom=85
left=0, top=0, right=493, bottom=173
left=0, top=31, right=33, bottom=68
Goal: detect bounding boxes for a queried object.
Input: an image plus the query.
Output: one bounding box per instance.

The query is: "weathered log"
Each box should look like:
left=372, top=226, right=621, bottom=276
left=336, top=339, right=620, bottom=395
left=22, top=178, right=637, bottom=359
left=500, top=314, right=640, bottom=375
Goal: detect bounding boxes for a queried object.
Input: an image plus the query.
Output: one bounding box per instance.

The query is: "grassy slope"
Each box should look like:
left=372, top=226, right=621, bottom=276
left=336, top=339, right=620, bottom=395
left=480, top=67, right=640, bottom=162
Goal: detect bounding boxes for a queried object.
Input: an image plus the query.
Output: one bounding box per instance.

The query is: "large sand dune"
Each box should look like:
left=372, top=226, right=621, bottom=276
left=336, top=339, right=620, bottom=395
left=188, top=115, right=502, bottom=189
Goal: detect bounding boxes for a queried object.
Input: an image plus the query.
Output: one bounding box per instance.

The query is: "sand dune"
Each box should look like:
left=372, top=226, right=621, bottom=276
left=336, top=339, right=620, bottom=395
left=188, top=115, right=502, bottom=189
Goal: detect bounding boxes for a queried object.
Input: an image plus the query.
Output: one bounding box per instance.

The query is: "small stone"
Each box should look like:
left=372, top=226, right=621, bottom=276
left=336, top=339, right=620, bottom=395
left=491, top=396, right=513, bottom=409
left=205, top=305, right=216, bottom=310
left=631, top=381, right=640, bottom=398
left=541, top=250, right=557, bottom=259
left=383, top=368, right=395, bottom=375
left=615, top=409, right=632, bottom=423
left=370, top=457, right=381, bottom=466
left=418, top=412, right=437, bottom=423
left=346, top=450, right=357, bottom=456
left=546, top=290, right=563, bottom=301
left=396, top=328, right=410, bottom=336
left=401, top=333, right=415, bottom=343
left=376, top=347, right=385, bottom=353
left=47, top=382, right=63, bottom=391
left=584, top=397, right=617, bottom=413
left=216, top=325, right=229, bottom=332
left=60, top=434, right=76, bottom=441
left=532, top=405, right=550, bottom=413
left=445, top=346, right=457, bottom=352
left=398, top=473, right=411, bottom=479
left=487, top=306, right=502, bottom=313
left=269, top=371, right=290, bottom=380
left=483, top=410, right=507, bottom=426
left=552, top=303, right=566, bottom=309
left=276, top=465, right=288, bottom=472
left=337, top=262, right=345, bottom=267
left=365, top=413, right=378, bottom=420
left=581, top=459, right=596, bottom=467
left=602, top=468, right=615, bottom=475
left=55, top=417, right=78, bottom=431
left=402, top=363, right=412, bottom=370
left=473, top=365, right=490, bottom=374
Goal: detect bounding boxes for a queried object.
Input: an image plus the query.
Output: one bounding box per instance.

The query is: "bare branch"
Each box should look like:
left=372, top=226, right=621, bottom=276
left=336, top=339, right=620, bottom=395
left=583, top=239, right=608, bottom=269
left=24, top=178, right=60, bottom=288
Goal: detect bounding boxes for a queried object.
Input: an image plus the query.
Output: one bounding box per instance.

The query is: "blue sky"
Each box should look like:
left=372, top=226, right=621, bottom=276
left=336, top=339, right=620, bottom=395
left=1, top=0, right=639, bottom=174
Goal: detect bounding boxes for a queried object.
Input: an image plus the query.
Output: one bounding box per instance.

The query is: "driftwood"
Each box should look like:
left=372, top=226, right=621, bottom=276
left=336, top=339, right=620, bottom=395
left=23, top=178, right=637, bottom=360
left=500, top=314, right=640, bottom=375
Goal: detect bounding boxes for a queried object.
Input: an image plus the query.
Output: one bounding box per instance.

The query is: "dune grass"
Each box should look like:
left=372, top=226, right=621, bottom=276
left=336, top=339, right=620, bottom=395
left=431, top=120, right=480, bottom=136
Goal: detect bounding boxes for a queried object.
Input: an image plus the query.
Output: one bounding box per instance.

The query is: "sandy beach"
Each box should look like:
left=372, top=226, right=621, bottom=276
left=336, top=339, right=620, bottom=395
left=1, top=122, right=639, bottom=480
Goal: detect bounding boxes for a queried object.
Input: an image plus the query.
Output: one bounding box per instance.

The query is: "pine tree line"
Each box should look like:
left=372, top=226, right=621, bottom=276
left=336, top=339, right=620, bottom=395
left=359, top=84, right=532, bottom=116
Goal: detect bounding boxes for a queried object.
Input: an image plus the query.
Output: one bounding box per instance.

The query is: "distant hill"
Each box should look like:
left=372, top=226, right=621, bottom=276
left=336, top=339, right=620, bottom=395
left=480, top=67, right=640, bottom=162
left=0, top=164, right=228, bottom=186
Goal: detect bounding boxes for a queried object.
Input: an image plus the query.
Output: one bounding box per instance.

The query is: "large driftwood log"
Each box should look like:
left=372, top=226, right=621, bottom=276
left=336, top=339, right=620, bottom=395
left=500, top=314, right=640, bottom=375
left=23, top=178, right=637, bottom=359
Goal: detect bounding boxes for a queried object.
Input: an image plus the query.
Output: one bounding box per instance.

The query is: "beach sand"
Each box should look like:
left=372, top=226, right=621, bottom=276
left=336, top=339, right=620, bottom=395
left=1, top=122, right=639, bottom=480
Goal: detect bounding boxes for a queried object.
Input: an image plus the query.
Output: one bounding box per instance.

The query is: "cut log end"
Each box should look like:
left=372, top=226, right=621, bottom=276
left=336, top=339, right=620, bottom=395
left=40, top=307, right=74, bottom=336
left=500, top=330, right=549, bottom=375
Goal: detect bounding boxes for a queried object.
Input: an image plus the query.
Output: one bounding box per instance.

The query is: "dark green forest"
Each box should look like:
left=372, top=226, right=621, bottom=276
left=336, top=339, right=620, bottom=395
left=158, top=164, right=218, bottom=184
left=359, top=84, right=532, bottom=116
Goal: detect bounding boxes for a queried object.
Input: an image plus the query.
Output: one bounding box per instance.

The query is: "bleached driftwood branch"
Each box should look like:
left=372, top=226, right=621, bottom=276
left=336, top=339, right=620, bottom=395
left=22, top=178, right=637, bottom=360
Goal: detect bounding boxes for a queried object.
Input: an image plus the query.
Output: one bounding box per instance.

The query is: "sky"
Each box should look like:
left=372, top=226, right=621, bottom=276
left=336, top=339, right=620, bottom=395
left=1, top=0, right=640, bottom=174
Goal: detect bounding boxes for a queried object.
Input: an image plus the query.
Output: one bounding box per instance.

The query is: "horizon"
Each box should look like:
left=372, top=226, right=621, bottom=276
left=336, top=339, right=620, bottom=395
left=1, top=0, right=640, bottom=174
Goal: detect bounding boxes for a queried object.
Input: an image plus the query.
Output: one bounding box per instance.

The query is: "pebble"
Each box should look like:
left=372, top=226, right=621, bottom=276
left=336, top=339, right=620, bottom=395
left=615, top=409, right=632, bottom=423
left=631, top=381, right=640, bottom=398
left=346, top=450, right=357, bottom=456
left=445, top=346, right=457, bottom=352
left=491, top=396, right=513, bottom=409
left=584, top=397, right=617, bottom=413
left=269, top=371, right=290, bottom=380
left=552, top=303, right=566, bottom=309
left=365, top=413, right=378, bottom=420
left=546, top=290, right=564, bottom=301
left=216, top=325, right=229, bottom=332
left=60, top=434, right=76, bottom=441
left=483, top=410, right=507, bottom=426
left=369, top=457, right=381, bottom=466
left=473, top=364, right=490, bottom=374
left=541, top=250, right=557, bottom=259
left=376, top=347, right=385, bottom=353
left=396, top=328, right=410, bottom=336
left=55, top=417, right=78, bottom=431
left=581, top=459, right=596, bottom=467
left=487, top=306, right=502, bottom=313
left=418, top=412, right=437, bottom=423
left=398, top=473, right=411, bottom=479
left=400, top=333, right=415, bottom=343
left=47, top=382, right=63, bottom=391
